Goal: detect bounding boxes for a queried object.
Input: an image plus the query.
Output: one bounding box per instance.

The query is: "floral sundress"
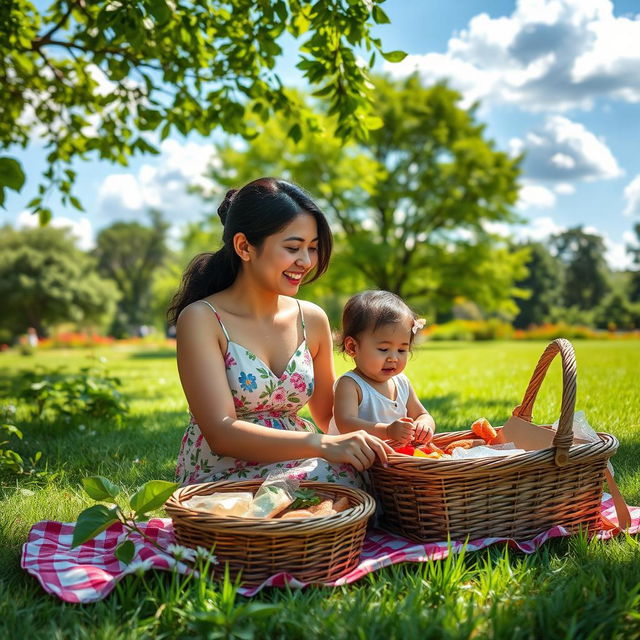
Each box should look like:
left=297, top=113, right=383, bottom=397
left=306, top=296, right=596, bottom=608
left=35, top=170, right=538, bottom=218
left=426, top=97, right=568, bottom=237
left=175, top=300, right=362, bottom=488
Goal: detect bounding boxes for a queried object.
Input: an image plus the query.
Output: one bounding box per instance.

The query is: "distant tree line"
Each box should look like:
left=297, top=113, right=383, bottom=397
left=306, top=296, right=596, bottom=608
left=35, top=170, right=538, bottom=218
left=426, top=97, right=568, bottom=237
left=513, top=225, right=640, bottom=331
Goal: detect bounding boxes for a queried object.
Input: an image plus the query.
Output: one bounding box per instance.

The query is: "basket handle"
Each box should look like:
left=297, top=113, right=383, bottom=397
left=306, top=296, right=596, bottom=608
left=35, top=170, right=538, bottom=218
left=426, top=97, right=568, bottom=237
left=512, top=338, right=576, bottom=466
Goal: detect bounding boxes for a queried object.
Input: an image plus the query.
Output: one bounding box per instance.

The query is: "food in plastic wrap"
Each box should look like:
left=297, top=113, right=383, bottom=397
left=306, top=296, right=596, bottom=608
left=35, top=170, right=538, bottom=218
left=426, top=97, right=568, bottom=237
left=183, top=492, right=254, bottom=516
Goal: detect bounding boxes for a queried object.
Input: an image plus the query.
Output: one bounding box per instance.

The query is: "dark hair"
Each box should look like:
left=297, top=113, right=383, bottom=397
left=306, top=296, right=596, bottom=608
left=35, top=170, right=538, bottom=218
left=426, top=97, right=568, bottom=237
left=339, top=290, right=418, bottom=351
left=168, top=177, right=332, bottom=325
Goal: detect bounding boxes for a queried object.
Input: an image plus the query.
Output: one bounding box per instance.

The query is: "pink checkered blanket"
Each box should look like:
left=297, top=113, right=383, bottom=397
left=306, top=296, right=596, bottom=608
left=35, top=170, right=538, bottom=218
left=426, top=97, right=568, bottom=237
left=21, top=495, right=639, bottom=604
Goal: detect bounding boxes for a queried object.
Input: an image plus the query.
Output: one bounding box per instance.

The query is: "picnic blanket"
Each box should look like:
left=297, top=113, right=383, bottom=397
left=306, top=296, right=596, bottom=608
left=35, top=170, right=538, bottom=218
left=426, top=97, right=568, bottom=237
left=22, top=494, right=640, bottom=604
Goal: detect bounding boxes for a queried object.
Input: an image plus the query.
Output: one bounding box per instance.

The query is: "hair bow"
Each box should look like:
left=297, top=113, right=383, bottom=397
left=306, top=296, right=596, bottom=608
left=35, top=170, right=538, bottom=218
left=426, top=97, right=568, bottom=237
left=412, top=318, right=426, bottom=334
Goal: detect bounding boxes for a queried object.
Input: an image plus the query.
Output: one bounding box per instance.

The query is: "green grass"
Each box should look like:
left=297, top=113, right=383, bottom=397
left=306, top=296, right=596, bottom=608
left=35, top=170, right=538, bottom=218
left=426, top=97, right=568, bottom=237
left=2, top=340, right=640, bottom=639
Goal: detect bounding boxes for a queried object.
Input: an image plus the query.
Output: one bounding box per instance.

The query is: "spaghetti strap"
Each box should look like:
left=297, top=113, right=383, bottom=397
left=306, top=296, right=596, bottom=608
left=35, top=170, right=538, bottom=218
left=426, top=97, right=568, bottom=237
left=296, top=299, right=307, bottom=340
left=199, top=300, right=231, bottom=342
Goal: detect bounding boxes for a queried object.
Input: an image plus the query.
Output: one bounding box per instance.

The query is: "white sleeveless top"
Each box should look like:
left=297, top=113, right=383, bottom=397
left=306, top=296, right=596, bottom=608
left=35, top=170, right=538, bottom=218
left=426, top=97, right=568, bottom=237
left=328, top=371, right=411, bottom=434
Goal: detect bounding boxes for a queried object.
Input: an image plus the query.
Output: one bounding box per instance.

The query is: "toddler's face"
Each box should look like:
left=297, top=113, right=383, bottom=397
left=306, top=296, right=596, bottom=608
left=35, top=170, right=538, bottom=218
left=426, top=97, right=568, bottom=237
left=347, top=320, right=412, bottom=384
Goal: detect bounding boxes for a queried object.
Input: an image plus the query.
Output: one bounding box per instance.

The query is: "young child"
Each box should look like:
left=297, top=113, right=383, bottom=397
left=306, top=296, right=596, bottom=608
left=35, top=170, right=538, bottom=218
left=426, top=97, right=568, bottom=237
left=329, top=290, right=435, bottom=447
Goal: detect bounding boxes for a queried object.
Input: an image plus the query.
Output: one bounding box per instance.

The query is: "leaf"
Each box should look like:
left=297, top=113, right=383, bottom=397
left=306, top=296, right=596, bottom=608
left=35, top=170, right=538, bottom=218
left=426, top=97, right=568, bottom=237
left=129, top=480, right=179, bottom=515
left=287, top=123, right=302, bottom=143
left=114, top=539, right=135, bottom=564
left=2, top=425, right=23, bottom=439
left=148, top=0, right=171, bottom=24
left=82, top=476, right=121, bottom=501
left=37, top=208, right=52, bottom=225
left=381, top=50, right=408, bottom=63
left=372, top=6, right=390, bottom=24
left=364, top=115, right=384, bottom=130
left=0, top=157, right=26, bottom=192
left=69, top=196, right=85, bottom=212
left=71, top=504, right=119, bottom=548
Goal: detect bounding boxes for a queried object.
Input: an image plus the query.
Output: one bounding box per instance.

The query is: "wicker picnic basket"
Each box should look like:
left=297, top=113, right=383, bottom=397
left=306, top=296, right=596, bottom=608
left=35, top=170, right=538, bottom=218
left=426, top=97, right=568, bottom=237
left=369, top=338, right=620, bottom=543
left=165, top=479, right=375, bottom=586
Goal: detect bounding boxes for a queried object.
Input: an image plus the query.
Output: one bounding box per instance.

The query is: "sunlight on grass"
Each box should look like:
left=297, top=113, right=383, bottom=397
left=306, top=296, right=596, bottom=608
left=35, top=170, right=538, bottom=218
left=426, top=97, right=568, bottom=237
left=1, top=340, right=640, bottom=638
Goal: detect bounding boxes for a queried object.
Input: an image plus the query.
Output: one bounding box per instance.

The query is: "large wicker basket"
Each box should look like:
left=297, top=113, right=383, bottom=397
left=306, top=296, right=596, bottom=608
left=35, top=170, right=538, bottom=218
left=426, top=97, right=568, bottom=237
left=165, top=479, right=375, bottom=586
left=369, top=339, right=619, bottom=543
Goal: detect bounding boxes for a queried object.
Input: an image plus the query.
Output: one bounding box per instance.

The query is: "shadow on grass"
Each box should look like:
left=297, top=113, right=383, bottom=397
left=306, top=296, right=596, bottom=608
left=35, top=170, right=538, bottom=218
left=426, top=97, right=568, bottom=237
left=3, top=409, right=187, bottom=487
left=420, top=393, right=521, bottom=422
left=129, top=350, right=176, bottom=359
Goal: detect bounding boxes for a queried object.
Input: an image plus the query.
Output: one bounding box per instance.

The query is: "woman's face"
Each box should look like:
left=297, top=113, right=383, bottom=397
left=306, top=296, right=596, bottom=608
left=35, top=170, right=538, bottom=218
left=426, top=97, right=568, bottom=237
left=247, top=212, right=319, bottom=295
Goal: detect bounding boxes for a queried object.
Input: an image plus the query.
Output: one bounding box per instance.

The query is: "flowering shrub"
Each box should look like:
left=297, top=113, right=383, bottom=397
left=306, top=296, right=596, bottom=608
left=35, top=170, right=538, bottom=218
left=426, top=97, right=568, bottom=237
left=38, top=332, right=116, bottom=349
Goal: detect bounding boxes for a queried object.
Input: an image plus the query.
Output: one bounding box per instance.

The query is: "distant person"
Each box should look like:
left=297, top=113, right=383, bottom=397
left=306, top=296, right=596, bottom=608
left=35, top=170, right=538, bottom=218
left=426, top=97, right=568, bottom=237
left=329, top=291, right=436, bottom=447
left=168, top=177, right=392, bottom=487
left=27, top=327, right=38, bottom=348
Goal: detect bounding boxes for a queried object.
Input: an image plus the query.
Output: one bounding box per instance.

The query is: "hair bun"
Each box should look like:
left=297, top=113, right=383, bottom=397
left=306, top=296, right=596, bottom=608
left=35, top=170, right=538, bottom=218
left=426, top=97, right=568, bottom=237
left=217, top=188, right=238, bottom=225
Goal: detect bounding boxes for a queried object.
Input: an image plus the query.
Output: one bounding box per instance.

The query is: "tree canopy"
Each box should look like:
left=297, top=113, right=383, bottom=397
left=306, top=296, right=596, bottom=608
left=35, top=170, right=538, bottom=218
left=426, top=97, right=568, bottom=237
left=204, top=75, right=527, bottom=319
left=0, top=0, right=402, bottom=220
left=0, top=225, right=119, bottom=338
left=513, top=242, right=564, bottom=329
left=551, top=226, right=610, bottom=311
left=94, top=210, right=169, bottom=336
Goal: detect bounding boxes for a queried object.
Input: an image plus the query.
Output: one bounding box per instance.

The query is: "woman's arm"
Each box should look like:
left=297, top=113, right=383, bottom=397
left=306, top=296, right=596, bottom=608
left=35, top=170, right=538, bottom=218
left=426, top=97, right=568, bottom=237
left=406, top=382, right=436, bottom=443
left=176, top=302, right=392, bottom=469
left=303, top=301, right=335, bottom=433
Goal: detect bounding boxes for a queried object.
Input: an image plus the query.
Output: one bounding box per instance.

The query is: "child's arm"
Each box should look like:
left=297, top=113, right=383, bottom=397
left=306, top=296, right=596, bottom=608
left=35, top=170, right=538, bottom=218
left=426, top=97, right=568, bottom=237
left=406, top=383, right=436, bottom=444
left=333, top=376, right=414, bottom=444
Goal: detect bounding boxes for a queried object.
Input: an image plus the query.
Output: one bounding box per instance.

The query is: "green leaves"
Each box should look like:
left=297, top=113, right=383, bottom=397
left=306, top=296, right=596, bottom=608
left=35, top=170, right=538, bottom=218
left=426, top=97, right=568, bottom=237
left=381, top=50, right=407, bottom=63
left=71, top=504, right=120, bottom=548
left=82, top=476, right=121, bottom=501
left=129, top=480, right=179, bottom=516
left=72, top=476, right=179, bottom=550
left=114, top=540, right=136, bottom=565
left=0, top=157, right=25, bottom=208
left=2, top=0, right=407, bottom=212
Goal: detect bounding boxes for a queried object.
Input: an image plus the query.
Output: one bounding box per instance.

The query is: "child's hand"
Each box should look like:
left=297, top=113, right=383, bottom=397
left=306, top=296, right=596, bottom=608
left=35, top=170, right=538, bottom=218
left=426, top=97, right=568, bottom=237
left=413, top=415, right=435, bottom=444
left=386, top=417, right=415, bottom=444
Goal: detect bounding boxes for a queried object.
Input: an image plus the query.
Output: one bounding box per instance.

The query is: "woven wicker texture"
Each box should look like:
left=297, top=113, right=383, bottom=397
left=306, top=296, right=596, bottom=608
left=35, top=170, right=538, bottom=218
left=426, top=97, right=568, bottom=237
left=369, top=339, right=619, bottom=542
left=165, top=480, right=375, bottom=585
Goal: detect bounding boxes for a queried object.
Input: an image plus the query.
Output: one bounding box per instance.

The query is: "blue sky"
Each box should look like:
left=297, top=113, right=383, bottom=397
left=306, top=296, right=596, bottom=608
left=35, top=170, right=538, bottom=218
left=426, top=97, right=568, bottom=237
left=4, top=0, right=640, bottom=268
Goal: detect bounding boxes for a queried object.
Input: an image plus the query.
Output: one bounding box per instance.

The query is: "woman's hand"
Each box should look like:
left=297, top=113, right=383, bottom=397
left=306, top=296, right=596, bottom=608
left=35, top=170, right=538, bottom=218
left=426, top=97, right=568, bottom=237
left=386, top=417, right=415, bottom=444
left=318, top=431, right=394, bottom=471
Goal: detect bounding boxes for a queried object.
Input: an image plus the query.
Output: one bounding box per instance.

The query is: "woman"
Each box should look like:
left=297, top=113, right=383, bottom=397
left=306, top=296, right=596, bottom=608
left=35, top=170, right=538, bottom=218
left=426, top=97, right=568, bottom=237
left=168, top=177, right=392, bottom=486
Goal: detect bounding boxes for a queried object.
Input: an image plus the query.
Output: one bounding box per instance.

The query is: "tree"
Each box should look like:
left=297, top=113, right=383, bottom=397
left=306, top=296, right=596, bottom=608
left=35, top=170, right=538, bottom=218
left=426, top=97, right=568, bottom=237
left=0, top=225, right=118, bottom=339
left=0, top=0, right=403, bottom=219
left=204, top=76, right=527, bottom=318
left=513, top=242, right=564, bottom=328
left=627, top=223, right=640, bottom=303
left=94, top=210, right=168, bottom=336
left=550, top=226, right=610, bottom=311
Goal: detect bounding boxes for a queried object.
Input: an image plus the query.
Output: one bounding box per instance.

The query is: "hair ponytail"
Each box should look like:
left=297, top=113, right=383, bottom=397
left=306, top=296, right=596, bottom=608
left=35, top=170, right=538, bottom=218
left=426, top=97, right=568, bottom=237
left=167, top=248, right=239, bottom=325
left=167, top=177, right=332, bottom=325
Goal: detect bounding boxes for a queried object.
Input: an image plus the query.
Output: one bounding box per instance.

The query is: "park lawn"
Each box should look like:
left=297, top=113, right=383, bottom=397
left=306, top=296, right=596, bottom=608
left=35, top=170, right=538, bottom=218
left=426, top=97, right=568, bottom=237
left=1, top=340, right=640, bottom=638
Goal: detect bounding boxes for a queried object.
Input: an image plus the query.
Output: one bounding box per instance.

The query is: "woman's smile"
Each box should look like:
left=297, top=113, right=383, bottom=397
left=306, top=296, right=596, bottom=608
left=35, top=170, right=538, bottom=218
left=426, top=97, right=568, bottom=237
left=283, top=270, right=305, bottom=285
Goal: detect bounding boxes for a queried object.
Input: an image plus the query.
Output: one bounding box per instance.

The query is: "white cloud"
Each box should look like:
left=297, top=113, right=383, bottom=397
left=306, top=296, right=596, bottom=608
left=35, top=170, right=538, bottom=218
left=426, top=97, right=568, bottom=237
left=554, top=182, right=576, bottom=195
left=96, top=139, right=218, bottom=225
left=515, top=215, right=565, bottom=242
left=516, top=115, right=621, bottom=182
left=511, top=215, right=634, bottom=270
left=16, top=210, right=95, bottom=250
left=623, top=175, right=640, bottom=217
left=517, top=184, right=557, bottom=210
left=603, top=233, right=635, bottom=270
left=385, top=0, right=640, bottom=112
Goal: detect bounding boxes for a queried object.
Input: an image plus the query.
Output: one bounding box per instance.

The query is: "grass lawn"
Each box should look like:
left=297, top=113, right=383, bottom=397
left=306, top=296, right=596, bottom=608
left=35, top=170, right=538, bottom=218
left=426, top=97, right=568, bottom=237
left=1, top=340, right=640, bottom=638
